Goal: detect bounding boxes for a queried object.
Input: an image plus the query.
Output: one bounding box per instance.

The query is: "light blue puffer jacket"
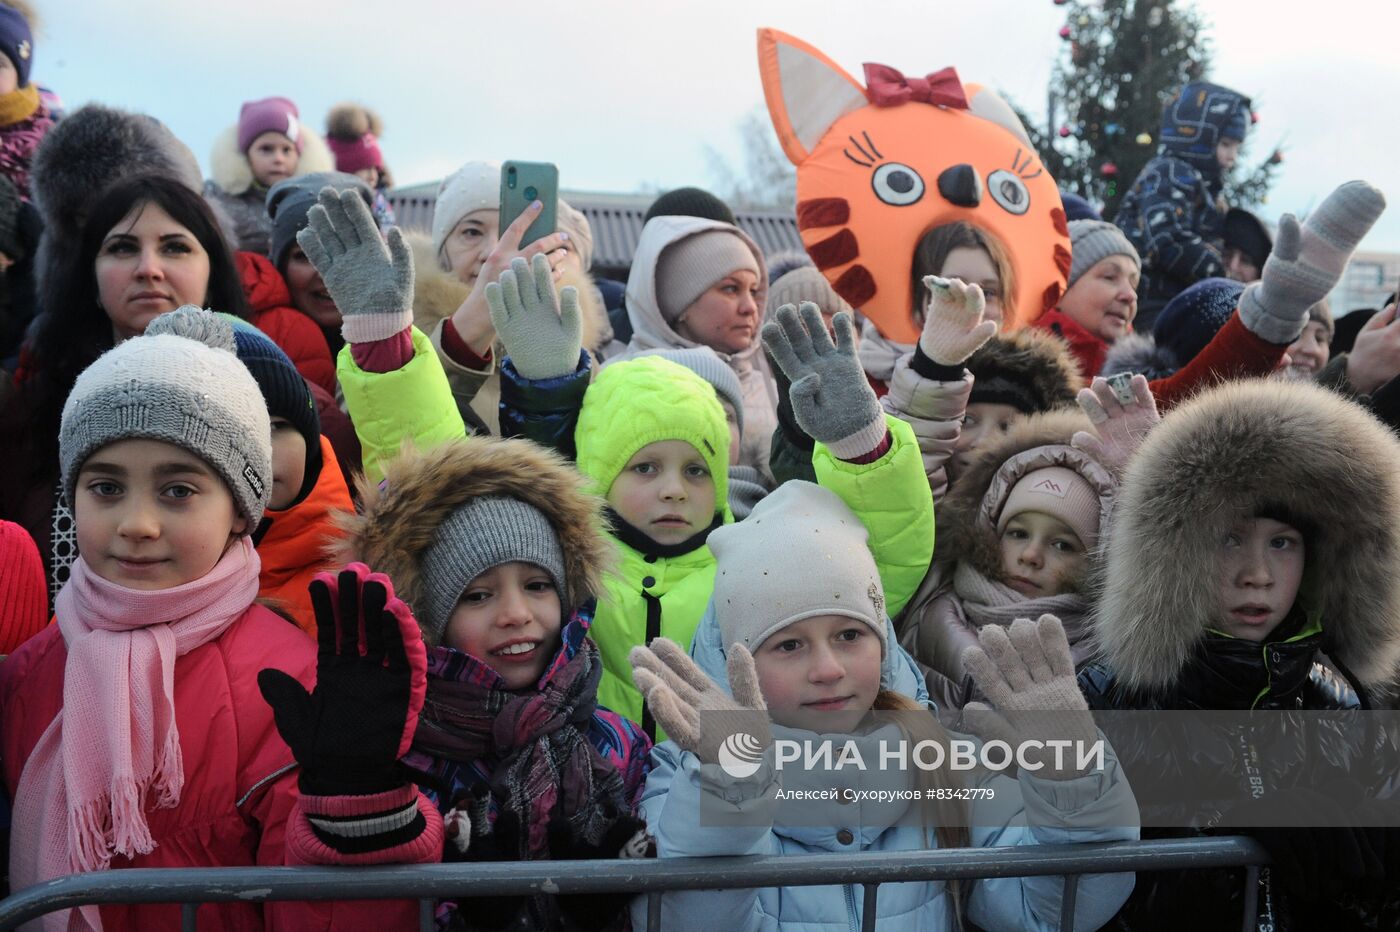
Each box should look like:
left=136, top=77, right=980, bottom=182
left=629, top=612, right=1139, bottom=931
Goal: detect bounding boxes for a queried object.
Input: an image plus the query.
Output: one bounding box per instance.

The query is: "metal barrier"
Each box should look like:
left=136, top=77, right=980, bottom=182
left=0, top=836, right=1269, bottom=932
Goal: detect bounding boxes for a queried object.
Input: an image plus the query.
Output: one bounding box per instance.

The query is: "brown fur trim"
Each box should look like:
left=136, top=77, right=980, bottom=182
left=1096, top=379, right=1400, bottom=693
left=968, top=328, right=1085, bottom=412
left=935, top=408, right=1093, bottom=578
left=330, top=438, right=616, bottom=646
left=326, top=102, right=382, bottom=141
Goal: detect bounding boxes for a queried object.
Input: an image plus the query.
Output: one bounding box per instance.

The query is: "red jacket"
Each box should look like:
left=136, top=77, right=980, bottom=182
left=1031, top=307, right=1108, bottom=381
left=237, top=251, right=337, bottom=397
left=0, top=605, right=417, bottom=931
left=255, top=436, right=355, bottom=634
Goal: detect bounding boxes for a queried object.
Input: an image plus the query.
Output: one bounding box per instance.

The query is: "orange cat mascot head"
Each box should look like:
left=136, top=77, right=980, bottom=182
left=759, top=28, right=1070, bottom=343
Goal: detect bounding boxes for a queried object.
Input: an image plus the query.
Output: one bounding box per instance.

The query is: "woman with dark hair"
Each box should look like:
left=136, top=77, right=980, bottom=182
left=0, top=173, right=307, bottom=599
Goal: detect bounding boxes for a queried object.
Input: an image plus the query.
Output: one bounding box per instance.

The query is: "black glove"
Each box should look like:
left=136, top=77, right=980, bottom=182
left=1234, top=785, right=1389, bottom=900
left=258, top=563, right=427, bottom=796
left=465, top=806, right=530, bottom=930
left=547, top=809, right=652, bottom=932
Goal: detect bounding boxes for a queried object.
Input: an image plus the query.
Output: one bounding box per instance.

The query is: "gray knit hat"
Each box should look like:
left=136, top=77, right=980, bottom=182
left=643, top=346, right=745, bottom=438
left=59, top=306, right=273, bottom=529
left=767, top=264, right=854, bottom=318
left=266, top=171, right=373, bottom=272
left=654, top=226, right=760, bottom=323
left=709, top=481, right=887, bottom=655
left=417, top=495, right=568, bottom=643
left=1067, top=220, right=1140, bottom=289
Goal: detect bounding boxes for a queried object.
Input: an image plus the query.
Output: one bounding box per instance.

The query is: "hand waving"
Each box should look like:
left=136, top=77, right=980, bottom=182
left=485, top=254, right=583, bottom=381
left=919, top=275, right=998, bottom=365
left=1071, top=373, right=1159, bottom=472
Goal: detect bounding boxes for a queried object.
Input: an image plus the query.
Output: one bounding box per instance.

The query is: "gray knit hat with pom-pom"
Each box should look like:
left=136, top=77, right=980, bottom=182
left=59, top=306, right=273, bottom=528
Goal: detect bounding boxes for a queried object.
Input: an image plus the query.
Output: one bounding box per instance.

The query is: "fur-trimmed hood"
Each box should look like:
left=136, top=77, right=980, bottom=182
left=1099, top=332, right=1181, bottom=382
left=404, top=231, right=611, bottom=354
left=935, top=408, right=1111, bottom=582
left=967, top=327, right=1085, bottom=413
left=208, top=122, right=334, bottom=197
left=331, top=438, right=616, bottom=646
left=1095, top=379, right=1400, bottom=693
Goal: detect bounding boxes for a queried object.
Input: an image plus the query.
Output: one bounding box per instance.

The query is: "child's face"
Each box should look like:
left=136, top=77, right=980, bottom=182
left=674, top=269, right=762, bottom=355
left=998, top=511, right=1087, bottom=598
left=935, top=245, right=1004, bottom=326
left=267, top=417, right=308, bottom=511
left=284, top=244, right=340, bottom=330
left=950, top=402, right=1020, bottom=481
left=1281, top=320, right=1330, bottom=380
left=443, top=561, right=563, bottom=690
left=752, top=614, right=882, bottom=734
left=1216, top=138, right=1243, bottom=172
left=247, top=132, right=299, bottom=188
left=607, top=440, right=716, bottom=546
left=95, top=202, right=212, bottom=342
left=74, top=438, right=247, bottom=590
left=1059, top=255, right=1139, bottom=343
left=442, top=209, right=500, bottom=288
left=0, top=54, right=17, bottom=96
left=1214, top=517, right=1305, bottom=642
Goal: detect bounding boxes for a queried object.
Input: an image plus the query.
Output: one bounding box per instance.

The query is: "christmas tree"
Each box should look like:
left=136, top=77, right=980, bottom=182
left=1019, top=0, right=1282, bottom=220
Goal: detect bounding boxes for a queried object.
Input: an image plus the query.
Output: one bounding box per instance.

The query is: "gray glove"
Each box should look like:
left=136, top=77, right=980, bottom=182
left=762, top=302, right=886, bottom=459
left=297, top=188, right=414, bottom=344
left=484, top=254, right=582, bottom=381
left=1238, top=180, right=1386, bottom=344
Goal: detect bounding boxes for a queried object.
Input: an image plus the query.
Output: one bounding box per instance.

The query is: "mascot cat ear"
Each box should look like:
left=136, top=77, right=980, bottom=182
left=965, top=83, right=1034, bottom=147
left=758, top=28, right=868, bottom=166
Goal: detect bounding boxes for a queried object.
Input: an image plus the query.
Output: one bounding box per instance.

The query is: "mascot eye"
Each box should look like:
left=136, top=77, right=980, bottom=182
left=871, top=163, right=925, bottom=206
left=986, top=170, right=1030, bottom=215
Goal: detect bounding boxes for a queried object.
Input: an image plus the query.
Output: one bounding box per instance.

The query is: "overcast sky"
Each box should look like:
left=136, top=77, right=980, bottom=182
left=37, top=0, right=1400, bottom=251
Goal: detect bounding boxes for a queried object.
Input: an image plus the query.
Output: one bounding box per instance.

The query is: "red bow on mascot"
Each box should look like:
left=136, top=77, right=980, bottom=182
left=758, top=29, right=1071, bottom=343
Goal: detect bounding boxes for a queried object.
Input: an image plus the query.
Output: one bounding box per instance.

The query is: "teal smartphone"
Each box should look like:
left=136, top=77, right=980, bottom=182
left=499, top=161, right=559, bottom=249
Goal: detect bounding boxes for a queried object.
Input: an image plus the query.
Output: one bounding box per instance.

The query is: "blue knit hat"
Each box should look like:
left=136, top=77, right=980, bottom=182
left=1152, top=278, right=1245, bottom=369
left=0, top=5, right=33, bottom=90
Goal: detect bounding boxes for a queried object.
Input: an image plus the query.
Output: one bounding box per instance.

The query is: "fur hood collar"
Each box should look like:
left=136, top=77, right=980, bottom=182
left=1095, top=379, right=1400, bottom=694
left=936, top=408, right=1111, bottom=583
left=968, top=327, right=1085, bottom=413
left=332, top=438, right=616, bottom=646
left=209, top=122, right=334, bottom=196
left=404, top=231, right=612, bottom=354
left=1100, top=333, right=1181, bottom=382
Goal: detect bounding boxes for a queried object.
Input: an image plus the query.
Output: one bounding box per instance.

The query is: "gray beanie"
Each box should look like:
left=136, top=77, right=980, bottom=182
left=709, top=481, right=887, bottom=655
left=431, top=160, right=501, bottom=267
left=654, top=227, right=760, bottom=323
left=644, top=346, right=745, bottom=438
left=1067, top=220, right=1140, bottom=289
left=266, top=171, right=374, bottom=272
left=59, top=306, right=273, bottom=529
left=417, top=495, right=568, bottom=644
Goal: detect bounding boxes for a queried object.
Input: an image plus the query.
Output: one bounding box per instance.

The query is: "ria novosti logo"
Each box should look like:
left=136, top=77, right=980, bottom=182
left=718, top=732, right=766, bottom=778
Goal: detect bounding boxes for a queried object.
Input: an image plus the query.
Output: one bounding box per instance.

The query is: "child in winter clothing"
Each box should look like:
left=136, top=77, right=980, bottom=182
left=629, top=481, right=1139, bottom=931
left=1114, top=81, right=1251, bottom=319
left=266, top=436, right=651, bottom=931
left=205, top=96, right=334, bottom=254
left=0, top=2, right=50, bottom=199
left=325, top=102, right=396, bottom=230
left=145, top=308, right=353, bottom=634
left=0, top=310, right=381, bottom=931
left=1079, top=378, right=1400, bottom=930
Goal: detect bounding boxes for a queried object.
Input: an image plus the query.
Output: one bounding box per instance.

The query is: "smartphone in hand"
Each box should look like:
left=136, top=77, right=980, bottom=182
left=499, top=161, right=559, bottom=250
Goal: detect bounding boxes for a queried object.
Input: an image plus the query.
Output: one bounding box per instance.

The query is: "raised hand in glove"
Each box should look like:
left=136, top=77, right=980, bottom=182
left=296, top=188, right=415, bottom=345
left=629, top=637, right=770, bottom=767
left=1239, top=180, right=1386, bottom=345
left=485, top=253, right=584, bottom=381
left=961, top=615, right=1099, bottom=780
left=258, top=563, right=427, bottom=796
left=762, top=302, right=886, bottom=459
left=1071, top=373, right=1159, bottom=472
left=920, top=275, right=999, bottom=366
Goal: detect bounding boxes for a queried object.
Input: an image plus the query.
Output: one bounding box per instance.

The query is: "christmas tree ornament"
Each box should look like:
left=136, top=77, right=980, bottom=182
left=1100, top=162, right=1118, bottom=177
left=1136, top=132, right=1153, bottom=145
left=1059, top=125, right=1073, bottom=138
left=1059, top=25, right=1072, bottom=39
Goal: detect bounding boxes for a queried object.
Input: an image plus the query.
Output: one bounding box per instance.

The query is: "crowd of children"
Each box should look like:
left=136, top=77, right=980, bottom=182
left=0, top=7, right=1396, bottom=930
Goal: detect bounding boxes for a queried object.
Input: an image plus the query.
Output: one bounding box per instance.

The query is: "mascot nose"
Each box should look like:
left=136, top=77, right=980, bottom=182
left=937, top=164, right=983, bottom=208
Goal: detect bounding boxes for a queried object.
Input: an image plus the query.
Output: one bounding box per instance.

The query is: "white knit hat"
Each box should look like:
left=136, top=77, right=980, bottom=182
left=709, top=482, right=887, bottom=655
left=431, top=160, right=501, bottom=265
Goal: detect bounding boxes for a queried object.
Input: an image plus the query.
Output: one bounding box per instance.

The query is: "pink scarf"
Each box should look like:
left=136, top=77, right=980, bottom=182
left=10, top=538, right=262, bottom=931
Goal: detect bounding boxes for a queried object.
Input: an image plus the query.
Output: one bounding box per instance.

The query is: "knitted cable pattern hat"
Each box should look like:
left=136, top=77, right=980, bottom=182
left=416, top=496, right=568, bottom=644
left=431, top=160, right=501, bottom=265
left=238, top=96, right=303, bottom=154
left=654, top=227, right=760, bottom=323
left=577, top=356, right=730, bottom=513
left=0, top=520, right=47, bottom=655
left=59, top=306, right=273, bottom=528
left=556, top=198, right=594, bottom=271
left=709, top=481, right=887, bottom=655
left=641, top=346, right=745, bottom=437
left=1067, top=220, right=1140, bottom=289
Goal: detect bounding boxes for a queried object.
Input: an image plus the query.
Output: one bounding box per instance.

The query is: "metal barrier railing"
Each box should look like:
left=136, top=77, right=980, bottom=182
left=0, top=836, right=1270, bottom=932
